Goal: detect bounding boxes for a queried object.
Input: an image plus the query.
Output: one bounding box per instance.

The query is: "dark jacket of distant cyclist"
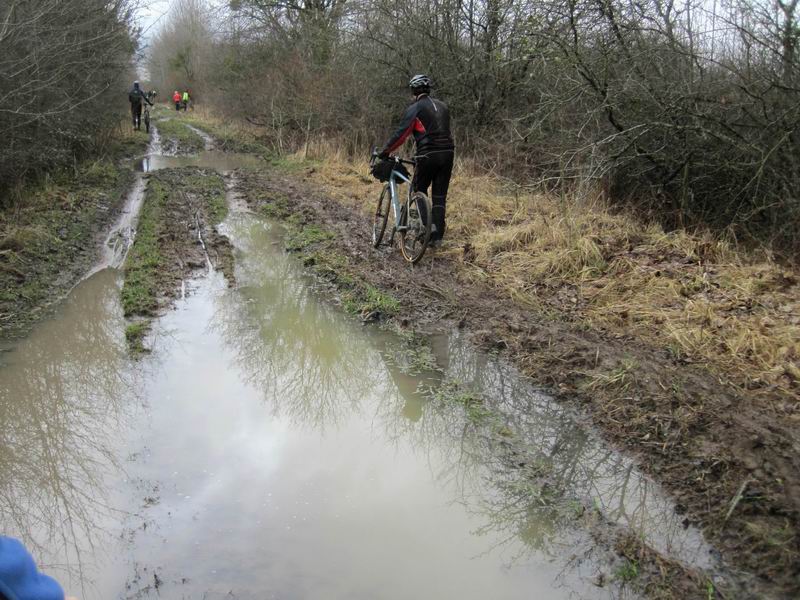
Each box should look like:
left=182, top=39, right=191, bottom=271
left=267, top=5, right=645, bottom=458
left=128, top=83, right=152, bottom=131
left=379, top=89, right=455, bottom=243
left=128, top=84, right=150, bottom=106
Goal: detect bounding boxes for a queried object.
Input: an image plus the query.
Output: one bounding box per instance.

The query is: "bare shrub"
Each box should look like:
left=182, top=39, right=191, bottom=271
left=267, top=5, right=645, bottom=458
left=148, top=0, right=800, bottom=254
left=0, top=0, right=139, bottom=199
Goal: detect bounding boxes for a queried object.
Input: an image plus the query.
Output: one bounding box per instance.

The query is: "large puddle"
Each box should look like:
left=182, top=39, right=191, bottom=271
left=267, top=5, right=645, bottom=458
left=0, top=129, right=720, bottom=599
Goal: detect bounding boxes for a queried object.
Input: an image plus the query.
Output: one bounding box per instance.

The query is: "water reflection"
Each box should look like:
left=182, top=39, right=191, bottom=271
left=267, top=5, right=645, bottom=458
left=0, top=203, right=713, bottom=599
left=0, top=269, right=138, bottom=584
left=421, top=332, right=711, bottom=567
left=212, top=215, right=379, bottom=429
left=137, top=150, right=264, bottom=174
left=217, top=209, right=712, bottom=574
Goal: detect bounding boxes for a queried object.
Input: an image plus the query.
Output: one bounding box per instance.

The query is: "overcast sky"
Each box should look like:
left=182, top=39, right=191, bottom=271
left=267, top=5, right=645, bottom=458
left=138, top=0, right=173, bottom=41
left=133, top=0, right=172, bottom=78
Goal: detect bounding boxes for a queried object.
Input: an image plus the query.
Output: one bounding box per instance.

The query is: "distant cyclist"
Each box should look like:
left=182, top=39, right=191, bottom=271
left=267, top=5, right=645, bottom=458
left=128, top=81, right=152, bottom=131
left=378, top=74, right=455, bottom=246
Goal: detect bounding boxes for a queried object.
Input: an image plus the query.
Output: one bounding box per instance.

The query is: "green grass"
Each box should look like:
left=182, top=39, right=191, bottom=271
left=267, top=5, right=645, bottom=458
left=614, top=560, right=640, bottom=583
left=433, top=381, right=493, bottom=423
left=154, top=118, right=205, bottom=153
left=259, top=194, right=292, bottom=219
left=285, top=223, right=334, bottom=252
left=342, top=283, right=401, bottom=317
left=121, top=179, right=166, bottom=316
left=125, top=322, right=150, bottom=353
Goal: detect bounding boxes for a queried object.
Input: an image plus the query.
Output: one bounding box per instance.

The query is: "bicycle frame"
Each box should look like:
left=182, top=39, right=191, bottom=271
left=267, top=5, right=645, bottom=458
left=370, top=151, right=431, bottom=262
left=387, top=166, right=412, bottom=231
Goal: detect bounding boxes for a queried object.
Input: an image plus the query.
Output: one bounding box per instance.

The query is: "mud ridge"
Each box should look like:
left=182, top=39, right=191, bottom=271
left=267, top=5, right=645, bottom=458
left=121, top=167, right=234, bottom=349
left=233, top=167, right=799, bottom=599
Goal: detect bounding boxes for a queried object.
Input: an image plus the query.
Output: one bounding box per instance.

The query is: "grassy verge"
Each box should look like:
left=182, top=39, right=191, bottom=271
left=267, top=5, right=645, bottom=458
left=179, top=109, right=271, bottom=155
left=0, top=127, right=149, bottom=337
left=274, top=147, right=799, bottom=398
left=121, top=178, right=166, bottom=317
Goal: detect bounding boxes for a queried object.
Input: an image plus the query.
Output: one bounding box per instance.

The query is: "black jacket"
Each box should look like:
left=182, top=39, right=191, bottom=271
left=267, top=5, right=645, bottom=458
left=381, top=95, right=454, bottom=156
left=128, top=86, right=151, bottom=105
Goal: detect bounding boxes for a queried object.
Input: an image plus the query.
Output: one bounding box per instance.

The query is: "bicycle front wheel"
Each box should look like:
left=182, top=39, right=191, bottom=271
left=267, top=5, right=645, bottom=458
left=399, top=192, right=431, bottom=264
left=372, top=184, right=390, bottom=248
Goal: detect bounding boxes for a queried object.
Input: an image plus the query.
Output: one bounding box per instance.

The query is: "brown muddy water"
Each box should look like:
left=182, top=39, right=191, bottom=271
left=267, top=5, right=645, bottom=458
left=0, top=132, right=720, bottom=599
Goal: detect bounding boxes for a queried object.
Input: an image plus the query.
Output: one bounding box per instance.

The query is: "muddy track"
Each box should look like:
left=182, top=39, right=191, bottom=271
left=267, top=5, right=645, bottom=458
left=234, top=167, right=799, bottom=599
left=0, top=158, right=144, bottom=340
left=122, top=167, right=234, bottom=333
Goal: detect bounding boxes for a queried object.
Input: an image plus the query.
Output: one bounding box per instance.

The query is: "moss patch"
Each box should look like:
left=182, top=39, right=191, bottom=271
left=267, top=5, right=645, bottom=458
left=285, top=223, right=333, bottom=252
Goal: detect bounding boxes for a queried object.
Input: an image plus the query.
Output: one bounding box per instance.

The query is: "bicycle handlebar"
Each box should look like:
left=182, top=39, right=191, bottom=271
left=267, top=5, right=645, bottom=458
left=370, top=147, right=415, bottom=167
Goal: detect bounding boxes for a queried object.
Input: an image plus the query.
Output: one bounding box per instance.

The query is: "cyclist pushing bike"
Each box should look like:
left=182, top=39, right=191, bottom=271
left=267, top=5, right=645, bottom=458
left=377, top=74, right=455, bottom=247
left=128, top=80, right=153, bottom=131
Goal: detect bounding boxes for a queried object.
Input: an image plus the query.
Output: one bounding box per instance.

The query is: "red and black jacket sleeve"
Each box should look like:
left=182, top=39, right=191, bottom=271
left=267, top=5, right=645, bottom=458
left=380, top=102, right=425, bottom=157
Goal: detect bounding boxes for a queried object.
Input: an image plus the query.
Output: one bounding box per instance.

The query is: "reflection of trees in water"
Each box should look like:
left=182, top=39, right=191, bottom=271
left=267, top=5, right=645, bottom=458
left=211, top=218, right=384, bottom=430
left=216, top=216, right=702, bottom=568
left=0, top=271, right=138, bottom=578
left=376, top=332, right=704, bottom=564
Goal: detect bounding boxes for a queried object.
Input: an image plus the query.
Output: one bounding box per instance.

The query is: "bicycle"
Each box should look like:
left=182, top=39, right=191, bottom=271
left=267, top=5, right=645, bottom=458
left=369, top=150, right=432, bottom=264
left=143, top=91, right=157, bottom=133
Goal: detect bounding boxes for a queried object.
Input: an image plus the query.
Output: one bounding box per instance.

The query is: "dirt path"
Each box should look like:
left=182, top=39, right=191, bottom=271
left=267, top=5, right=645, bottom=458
left=121, top=167, right=234, bottom=350
left=234, top=167, right=799, bottom=599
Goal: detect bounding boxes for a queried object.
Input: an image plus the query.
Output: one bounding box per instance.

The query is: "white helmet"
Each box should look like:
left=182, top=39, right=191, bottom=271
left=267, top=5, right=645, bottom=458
left=409, top=74, right=432, bottom=91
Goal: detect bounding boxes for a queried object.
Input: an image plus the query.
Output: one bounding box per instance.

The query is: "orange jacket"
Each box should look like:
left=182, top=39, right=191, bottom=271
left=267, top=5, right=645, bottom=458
left=172, top=91, right=181, bottom=102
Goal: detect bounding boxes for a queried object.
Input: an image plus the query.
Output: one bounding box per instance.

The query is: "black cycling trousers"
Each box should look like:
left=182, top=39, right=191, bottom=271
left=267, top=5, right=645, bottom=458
left=131, top=103, right=142, bottom=127
left=413, top=150, right=454, bottom=240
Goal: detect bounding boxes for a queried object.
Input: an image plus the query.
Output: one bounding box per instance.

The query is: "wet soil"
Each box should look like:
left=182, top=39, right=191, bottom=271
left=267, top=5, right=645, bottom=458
left=234, top=167, right=800, bottom=599
left=122, top=167, right=234, bottom=326
left=0, top=148, right=147, bottom=338
left=152, top=111, right=206, bottom=155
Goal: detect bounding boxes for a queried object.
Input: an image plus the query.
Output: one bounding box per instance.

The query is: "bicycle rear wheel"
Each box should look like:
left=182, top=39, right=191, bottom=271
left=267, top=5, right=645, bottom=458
left=399, top=192, right=431, bottom=264
left=372, top=184, right=390, bottom=248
